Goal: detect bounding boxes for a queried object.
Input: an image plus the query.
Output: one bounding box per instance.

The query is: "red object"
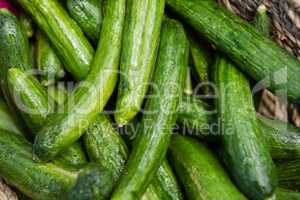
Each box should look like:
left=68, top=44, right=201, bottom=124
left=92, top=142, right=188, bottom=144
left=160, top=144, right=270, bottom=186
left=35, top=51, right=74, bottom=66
left=0, top=0, right=17, bottom=15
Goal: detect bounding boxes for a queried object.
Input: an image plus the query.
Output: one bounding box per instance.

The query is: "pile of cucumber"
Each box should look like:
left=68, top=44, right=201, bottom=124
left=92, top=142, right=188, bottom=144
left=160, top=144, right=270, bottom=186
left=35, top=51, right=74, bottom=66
left=0, top=0, right=299, bottom=199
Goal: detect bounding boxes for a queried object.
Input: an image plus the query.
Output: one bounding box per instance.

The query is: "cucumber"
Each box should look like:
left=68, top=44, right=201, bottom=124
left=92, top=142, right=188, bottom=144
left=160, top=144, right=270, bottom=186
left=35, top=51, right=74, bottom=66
left=0, top=98, right=23, bottom=136
left=7, top=68, right=87, bottom=167
left=0, top=129, right=77, bottom=200
left=253, top=5, right=270, bottom=37
left=66, top=0, right=103, bottom=43
left=277, top=159, right=300, bottom=191
left=169, top=135, right=247, bottom=200
left=36, top=30, right=65, bottom=86
left=85, top=114, right=183, bottom=200
left=111, top=19, right=188, bottom=200
left=184, top=67, right=193, bottom=95
left=114, top=0, right=165, bottom=126
left=33, top=0, right=126, bottom=161
left=277, top=189, right=300, bottom=200
left=47, top=84, right=68, bottom=105
left=166, top=0, right=300, bottom=103
left=213, top=55, right=277, bottom=199
left=19, top=11, right=34, bottom=38
left=15, top=0, right=94, bottom=80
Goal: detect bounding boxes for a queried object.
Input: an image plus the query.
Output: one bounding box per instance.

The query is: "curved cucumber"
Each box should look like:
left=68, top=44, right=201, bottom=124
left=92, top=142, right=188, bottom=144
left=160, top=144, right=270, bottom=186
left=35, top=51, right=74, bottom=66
left=166, top=0, right=300, bottom=103
left=15, top=0, right=94, bottom=80
left=111, top=19, right=188, bottom=200
left=0, top=130, right=77, bottom=200
left=213, top=55, right=277, bottom=199
left=0, top=98, right=23, bottom=135
left=66, top=0, right=103, bottom=43
left=33, top=0, right=126, bottom=161
left=115, top=0, right=165, bottom=125
left=169, top=135, right=247, bottom=200
left=85, top=114, right=182, bottom=200
left=36, top=30, right=65, bottom=86
left=7, top=68, right=87, bottom=167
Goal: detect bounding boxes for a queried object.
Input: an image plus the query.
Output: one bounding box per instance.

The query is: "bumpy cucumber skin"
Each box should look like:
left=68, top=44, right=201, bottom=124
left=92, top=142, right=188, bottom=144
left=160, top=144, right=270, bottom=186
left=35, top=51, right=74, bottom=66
left=47, top=85, right=68, bottom=105
left=0, top=130, right=77, bottom=200
left=15, top=0, right=94, bottom=80
left=84, top=114, right=129, bottom=182
left=111, top=19, right=188, bottom=200
left=115, top=0, right=165, bottom=125
left=169, top=135, right=247, bottom=200
left=213, top=55, right=277, bottom=200
left=0, top=98, right=23, bottom=135
left=33, top=0, right=126, bottom=161
left=66, top=0, right=103, bottom=43
left=166, top=0, right=300, bottom=103
left=36, top=31, right=65, bottom=86
left=7, top=68, right=87, bottom=167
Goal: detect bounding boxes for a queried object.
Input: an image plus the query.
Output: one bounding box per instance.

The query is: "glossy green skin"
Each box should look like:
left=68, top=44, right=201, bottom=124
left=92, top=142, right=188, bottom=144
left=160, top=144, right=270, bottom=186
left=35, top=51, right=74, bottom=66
left=258, top=116, right=300, bottom=161
left=0, top=98, right=23, bottom=135
left=7, top=68, right=87, bottom=167
left=0, top=130, right=78, bottom=200
left=277, top=189, right=300, bottom=200
left=277, top=159, right=300, bottom=191
left=169, top=135, right=247, bottom=200
left=19, top=11, right=34, bottom=38
left=66, top=0, right=103, bottom=43
left=166, top=0, right=300, bottom=103
left=111, top=19, right=188, bottom=200
left=36, top=31, right=65, bottom=86
left=47, top=85, right=68, bottom=105
left=213, top=55, right=277, bottom=199
left=68, top=163, right=113, bottom=200
left=15, top=0, right=94, bottom=80
left=85, top=115, right=183, bottom=200
left=84, top=114, right=128, bottom=182
left=115, top=0, right=165, bottom=125
left=33, top=0, right=126, bottom=161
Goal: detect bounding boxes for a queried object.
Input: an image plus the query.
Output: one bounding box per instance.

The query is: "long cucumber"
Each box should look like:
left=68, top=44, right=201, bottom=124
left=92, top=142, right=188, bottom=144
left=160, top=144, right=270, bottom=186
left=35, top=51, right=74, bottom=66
left=66, top=0, right=103, bottom=43
left=7, top=68, right=87, bottom=167
left=166, top=0, right=300, bottom=103
left=111, top=19, right=188, bottom=200
left=115, top=0, right=165, bottom=125
left=213, top=55, right=277, bottom=200
left=33, top=0, right=126, bottom=161
left=169, top=135, right=247, bottom=200
left=14, top=0, right=94, bottom=80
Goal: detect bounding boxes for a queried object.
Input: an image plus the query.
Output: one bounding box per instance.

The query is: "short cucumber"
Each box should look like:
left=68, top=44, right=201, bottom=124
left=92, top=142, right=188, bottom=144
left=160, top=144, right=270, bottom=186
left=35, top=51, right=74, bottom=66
left=0, top=129, right=77, bottom=200
left=7, top=68, right=87, bottom=167
left=19, top=11, right=34, bottom=38
left=169, top=135, right=247, bottom=200
left=0, top=98, right=23, bottom=136
left=166, top=0, right=300, bottom=103
left=66, top=0, right=103, bottom=43
left=15, top=0, right=94, bottom=80
left=36, top=30, right=65, bottom=86
left=213, top=55, right=277, bottom=200
left=115, top=0, right=165, bottom=125
left=277, top=159, right=300, bottom=191
left=111, top=19, right=188, bottom=200
left=33, top=0, right=126, bottom=161
left=84, top=114, right=183, bottom=200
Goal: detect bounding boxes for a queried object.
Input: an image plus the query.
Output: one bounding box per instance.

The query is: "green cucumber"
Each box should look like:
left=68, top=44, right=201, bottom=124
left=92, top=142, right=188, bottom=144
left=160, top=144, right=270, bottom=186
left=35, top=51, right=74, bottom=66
left=166, top=0, right=300, bottom=103
left=36, top=30, right=65, bottom=86
left=0, top=129, right=77, bottom=200
left=66, top=0, right=103, bottom=43
left=277, top=189, right=300, bottom=200
left=169, top=135, right=247, bottom=200
left=19, top=11, right=34, bottom=38
left=33, top=0, right=126, bottom=161
left=277, top=159, right=300, bottom=191
left=47, top=84, right=68, bottom=105
left=184, top=67, right=193, bottom=95
left=84, top=114, right=183, bottom=200
left=0, top=98, right=23, bottom=136
left=111, top=19, right=188, bottom=200
left=115, top=0, right=165, bottom=125
left=15, top=0, right=94, bottom=80
left=253, top=5, right=270, bottom=37
left=7, top=68, right=87, bottom=167
left=213, top=55, right=277, bottom=199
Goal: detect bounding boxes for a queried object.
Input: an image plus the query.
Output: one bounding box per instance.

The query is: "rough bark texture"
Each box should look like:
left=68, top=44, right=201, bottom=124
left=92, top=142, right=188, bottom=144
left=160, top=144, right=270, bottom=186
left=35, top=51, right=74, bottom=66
left=0, top=180, right=18, bottom=200
left=219, top=0, right=300, bottom=127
